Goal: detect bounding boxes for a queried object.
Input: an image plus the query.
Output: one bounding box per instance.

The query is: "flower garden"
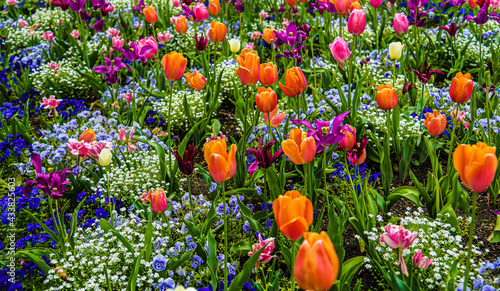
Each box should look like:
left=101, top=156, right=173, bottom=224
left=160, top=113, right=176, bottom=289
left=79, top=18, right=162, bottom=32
left=1, top=0, right=500, bottom=289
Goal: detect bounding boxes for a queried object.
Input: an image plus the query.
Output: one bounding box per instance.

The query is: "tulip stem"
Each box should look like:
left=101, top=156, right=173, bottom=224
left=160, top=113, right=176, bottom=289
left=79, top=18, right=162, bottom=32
left=187, top=178, right=196, bottom=225
left=323, top=146, right=330, bottom=207
left=263, top=170, right=270, bottom=237
left=446, top=103, right=460, bottom=178
left=291, top=240, right=296, bottom=291
left=462, top=190, right=477, bottom=289
left=222, top=181, right=229, bottom=291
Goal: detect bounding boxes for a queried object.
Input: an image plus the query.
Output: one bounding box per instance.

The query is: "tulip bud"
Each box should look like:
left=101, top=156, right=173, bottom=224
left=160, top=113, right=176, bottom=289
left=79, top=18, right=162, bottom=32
left=70, top=29, right=80, bottom=38
left=228, top=38, right=241, bottom=53
left=330, top=37, right=351, bottom=65
left=255, top=87, right=277, bottom=113
left=279, top=67, right=307, bottom=98
left=273, top=190, right=313, bottom=240
left=370, top=0, right=383, bottom=8
left=450, top=72, right=474, bottom=103
left=54, top=266, right=68, bottom=282
left=174, top=16, right=188, bottom=34
left=388, top=42, right=403, bottom=59
left=453, top=142, right=498, bottom=193
left=79, top=129, right=96, bottom=143
left=208, top=0, right=221, bottom=15
left=347, top=9, right=366, bottom=35
left=259, top=62, right=278, bottom=86
left=423, top=110, right=447, bottom=136
left=184, top=70, right=207, bottom=91
left=393, top=13, right=409, bottom=34
left=98, top=148, right=112, bottom=166
left=193, top=2, right=209, bottom=22
left=150, top=189, right=168, bottom=214
left=143, top=6, right=158, bottom=24
left=208, top=20, right=227, bottom=42
left=412, top=250, right=433, bottom=269
left=295, top=231, right=339, bottom=291
left=161, top=52, right=188, bottom=81
left=376, top=84, right=398, bottom=110
left=338, top=125, right=356, bottom=151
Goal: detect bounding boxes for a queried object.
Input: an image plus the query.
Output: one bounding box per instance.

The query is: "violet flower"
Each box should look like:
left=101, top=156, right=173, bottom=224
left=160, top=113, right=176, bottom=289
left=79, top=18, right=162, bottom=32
left=402, top=79, right=416, bottom=94
left=93, top=57, right=130, bottom=84
left=133, top=0, right=145, bottom=13
left=291, top=111, right=350, bottom=153
left=194, top=33, right=209, bottom=52
left=347, top=134, right=368, bottom=165
left=181, top=4, right=195, bottom=18
left=49, top=0, right=69, bottom=10
left=91, top=20, right=106, bottom=32
left=439, top=22, right=462, bottom=37
left=406, top=61, right=444, bottom=84
left=172, top=144, right=198, bottom=176
left=275, top=22, right=308, bottom=64
left=67, top=0, right=86, bottom=12
left=312, top=0, right=337, bottom=14
left=246, top=139, right=283, bottom=176
left=465, top=0, right=490, bottom=25
left=22, top=153, right=76, bottom=199
left=113, top=41, right=152, bottom=63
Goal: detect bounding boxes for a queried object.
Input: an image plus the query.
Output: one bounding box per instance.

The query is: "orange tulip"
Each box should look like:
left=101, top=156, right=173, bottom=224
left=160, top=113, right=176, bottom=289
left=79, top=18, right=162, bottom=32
left=262, top=28, right=277, bottom=44
left=79, top=129, right=96, bottom=142
left=453, top=142, right=498, bottom=193
left=174, top=16, right=188, bottom=34
left=350, top=1, right=361, bottom=11
left=184, top=70, right=207, bottom=91
left=273, top=190, right=313, bottom=241
left=259, top=62, right=278, bottom=86
left=235, top=49, right=260, bottom=86
left=338, top=125, right=356, bottom=151
left=279, top=67, right=307, bottom=98
left=423, top=110, right=447, bottom=136
left=204, top=139, right=237, bottom=183
left=295, top=231, right=340, bottom=291
left=285, top=0, right=298, bottom=6
left=264, top=107, right=286, bottom=128
left=450, top=72, right=474, bottom=103
left=143, top=6, right=158, bottom=23
left=208, top=0, right=221, bottom=15
left=376, top=84, right=398, bottom=110
left=161, top=52, right=187, bottom=81
left=281, top=128, right=316, bottom=165
left=255, top=87, right=277, bottom=113
left=208, top=20, right=227, bottom=42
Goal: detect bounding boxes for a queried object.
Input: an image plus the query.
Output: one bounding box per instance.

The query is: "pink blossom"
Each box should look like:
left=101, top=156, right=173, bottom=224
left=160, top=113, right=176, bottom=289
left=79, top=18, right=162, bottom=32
left=173, top=0, right=180, bottom=7
left=251, top=31, right=262, bottom=40
left=412, top=250, right=433, bottom=269
left=49, top=62, right=60, bottom=71
left=259, top=11, right=269, bottom=19
left=137, top=37, right=158, bottom=59
left=101, top=4, right=115, bottom=14
left=491, top=0, right=500, bottom=8
left=193, top=2, right=209, bottom=22
left=41, top=95, right=61, bottom=109
left=67, top=139, right=91, bottom=157
left=112, top=37, right=124, bottom=48
left=244, top=43, right=255, bottom=50
left=248, top=234, right=276, bottom=266
left=107, top=27, right=121, bottom=37
left=330, top=37, right=351, bottom=65
left=282, top=18, right=290, bottom=30
left=17, top=19, right=28, bottom=28
left=70, top=29, right=80, bottom=38
left=380, top=224, right=418, bottom=250
left=42, top=31, right=54, bottom=42
left=88, top=141, right=113, bottom=159
left=157, top=31, right=173, bottom=44
left=32, top=24, right=40, bottom=30
left=118, top=127, right=137, bottom=152
left=6, top=0, right=17, bottom=5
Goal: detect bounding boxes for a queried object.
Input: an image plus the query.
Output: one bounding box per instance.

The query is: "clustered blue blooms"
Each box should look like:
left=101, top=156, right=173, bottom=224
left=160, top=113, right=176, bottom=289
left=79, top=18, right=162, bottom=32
left=0, top=133, right=31, bottom=162
left=455, top=258, right=500, bottom=291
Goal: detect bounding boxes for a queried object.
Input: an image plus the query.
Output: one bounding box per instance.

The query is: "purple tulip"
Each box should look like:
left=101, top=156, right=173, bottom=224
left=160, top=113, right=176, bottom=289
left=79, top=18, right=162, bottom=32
left=93, top=57, right=130, bottom=84
left=246, top=139, right=283, bottom=176
left=172, top=144, right=198, bottom=176
left=67, top=0, right=86, bottom=12
left=22, top=153, right=76, bottom=199
left=406, top=61, right=444, bottom=84
left=91, top=20, right=106, bottom=32
left=194, top=33, right=209, bottom=52
left=440, top=22, right=462, bottom=37
left=113, top=41, right=152, bottom=63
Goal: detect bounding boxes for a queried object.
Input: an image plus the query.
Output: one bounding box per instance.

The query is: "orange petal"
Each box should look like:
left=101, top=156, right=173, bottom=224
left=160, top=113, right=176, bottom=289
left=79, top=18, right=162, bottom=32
left=282, top=139, right=305, bottom=165
left=301, top=137, right=317, bottom=163
left=207, top=154, right=229, bottom=183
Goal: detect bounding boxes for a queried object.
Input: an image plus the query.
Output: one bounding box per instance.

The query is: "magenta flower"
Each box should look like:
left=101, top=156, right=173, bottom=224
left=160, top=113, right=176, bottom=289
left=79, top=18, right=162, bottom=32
left=380, top=224, right=418, bottom=276
left=113, top=41, right=152, bottom=63
left=172, top=144, right=198, bottom=176
left=412, top=250, right=433, bottom=269
left=245, top=139, right=283, bottom=176
left=67, top=138, right=91, bottom=157
left=22, top=153, right=76, bottom=199
left=67, top=0, right=86, bottom=12
left=93, top=57, right=130, bottom=84
left=291, top=111, right=350, bottom=153
left=248, top=234, right=276, bottom=267
left=347, top=134, right=368, bottom=165
left=194, top=33, right=209, bottom=52
left=406, top=61, right=444, bottom=84
left=439, top=22, right=462, bottom=37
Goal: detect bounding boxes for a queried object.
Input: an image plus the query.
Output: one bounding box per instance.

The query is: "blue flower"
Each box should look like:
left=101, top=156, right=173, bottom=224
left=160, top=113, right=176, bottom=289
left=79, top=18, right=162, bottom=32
left=158, top=278, right=175, bottom=291
left=95, top=208, right=109, bottom=219
left=192, top=255, right=203, bottom=268
left=152, top=254, right=168, bottom=272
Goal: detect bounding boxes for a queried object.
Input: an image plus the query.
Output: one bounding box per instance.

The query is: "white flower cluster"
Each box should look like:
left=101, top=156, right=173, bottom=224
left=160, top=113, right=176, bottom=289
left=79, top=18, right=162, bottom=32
left=5, top=27, right=41, bottom=51
left=30, top=7, right=70, bottom=31
left=360, top=109, right=424, bottom=143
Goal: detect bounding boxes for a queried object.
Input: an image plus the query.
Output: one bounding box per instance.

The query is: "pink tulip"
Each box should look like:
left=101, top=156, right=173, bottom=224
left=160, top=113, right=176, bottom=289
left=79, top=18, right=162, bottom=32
left=40, top=95, right=61, bottom=109
left=370, top=0, right=383, bottom=8
left=137, top=37, right=158, bottom=59
left=412, top=250, right=433, bottom=269
left=245, top=43, right=255, bottom=50
left=380, top=224, right=418, bottom=277
left=70, top=29, right=80, bottom=38
left=118, top=127, right=137, bottom=152
left=42, top=31, right=54, bottom=42
left=157, top=31, right=173, bottom=44
left=18, top=19, right=28, bottom=27
left=6, top=0, right=17, bottom=5
left=112, top=37, right=124, bottom=48
left=173, top=0, right=180, bottom=7
left=347, top=9, right=366, bottom=35
left=88, top=141, right=113, bottom=159
left=248, top=234, right=277, bottom=266
left=330, top=37, right=351, bottom=65
left=393, top=13, right=409, bottom=34
left=491, top=0, right=500, bottom=9
left=259, top=11, right=269, bottom=19
left=49, top=62, right=60, bottom=71
left=193, top=2, right=209, bottom=22
left=106, top=27, right=121, bottom=37
left=32, top=24, right=40, bottom=30
left=150, top=189, right=168, bottom=213
left=123, top=93, right=133, bottom=102
left=67, top=139, right=91, bottom=157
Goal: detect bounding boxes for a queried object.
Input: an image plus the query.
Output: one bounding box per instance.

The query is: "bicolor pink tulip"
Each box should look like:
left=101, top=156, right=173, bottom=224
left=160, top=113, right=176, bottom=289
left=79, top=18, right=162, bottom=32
left=6, top=0, right=17, bottom=5
left=380, top=224, right=418, bottom=276
left=67, top=139, right=91, bottom=157
left=347, top=9, right=366, bottom=35
left=393, top=13, right=409, bottom=34
left=49, top=62, right=60, bottom=71
left=173, top=0, right=180, bottom=7
left=248, top=234, right=277, bottom=266
left=106, top=27, right=121, bottom=37
left=42, top=31, right=54, bottom=42
left=330, top=37, right=351, bottom=65
left=370, top=0, right=383, bottom=8
left=118, top=127, right=137, bottom=152
left=88, top=141, right=113, bottom=159
left=17, top=19, right=28, bottom=27
left=138, top=37, right=158, bottom=59
left=123, top=93, right=133, bottom=102
left=41, top=95, right=61, bottom=109
left=259, top=11, right=269, bottom=19
left=251, top=31, right=262, bottom=40
left=70, top=29, right=80, bottom=38
left=112, top=37, right=124, bottom=48
left=149, top=189, right=168, bottom=213
left=412, top=250, right=433, bottom=269
left=193, top=2, right=209, bottom=22
left=157, top=31, right=173, bottom=44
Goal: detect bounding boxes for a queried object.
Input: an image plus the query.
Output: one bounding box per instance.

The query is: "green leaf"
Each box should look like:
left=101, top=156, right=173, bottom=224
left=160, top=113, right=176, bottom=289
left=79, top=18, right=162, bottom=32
left=439, top=204, right=459, bottom=228
left=386, top=186, right=422, bottom=211
left=110, top=229, right=135, bottom=254
left=100, top=218, right=113, bottom=233
left=339, top=256, right=366, bottom=286
left=14, top=250, right=51, bottom=275
left=127, top=248, right=144, bottom=291
left=68, top=199, right=86, bottom=249
left=166, top=251, right=193, bottom=270
left=237, top=198, right=265, bottom=233
left=144, top=211, right=153, bottom=261
left=23, top=209, right=59, bottom=245
left=229, top=241, right=253, bottom=256
left=207, top=232, right=219, bottom=291
left=380, top=132, right=393, bottom=197
left=227, top=243, right=267, bottom=291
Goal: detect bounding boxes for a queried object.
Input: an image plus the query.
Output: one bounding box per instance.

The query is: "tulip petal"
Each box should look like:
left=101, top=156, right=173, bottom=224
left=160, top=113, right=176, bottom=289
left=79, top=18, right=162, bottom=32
left=466, top=153, right=498, bottom=193
left=281, top=139, right=305, bottom=165
left=280, top=216, right=309, bottom=241
left=207, top=153, right=230, bottom=183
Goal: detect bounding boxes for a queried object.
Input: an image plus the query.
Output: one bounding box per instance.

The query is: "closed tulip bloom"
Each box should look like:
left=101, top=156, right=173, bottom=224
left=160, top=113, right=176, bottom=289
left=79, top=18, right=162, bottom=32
left=423, top=110, right=447, bottom=136
left=281, top=128, right=316, bottom=165
left=98, top=148, right=112, bottom=166
left=279, top=67, right=307, bottom=98
left=208, top=0, right=220, bottom=15
left=376, top=84, right=398, bottom=110
left=338, top=125, right=356, bottom=151
left=347, top=9, right=366, bottom=35
left=349, top=1, right=361, bottom=11
left=143, top=6, right=158, bottom=23
left=295, top=231, right=339, bottom=291
left=273, top=190, right=313, bottom=241
left=161, top=52, right=187, bottom=81
left=389, top=42, right=403, bottom=59
left=393, top=13, right=409, bottom=34
left=450, top=72, right=474, bottom=103
left=333, top=0, right=350, bottom=16
left=453, top=142, right=498, bottom=193
left=204, top=139, right=237, bottom=183
left=265, top=107, right=286, bottom=128
left=79, top=129, right=96, bottom=142
left=137, top=37, right=158, bottom=59
left=228, top=38, right=241, bottom=53
left=412, top=250, right=433, bottom=269
left=208, top=20, right=227, bottom=42
left=285, top=0, right=298, bottom=6
left=235, top=49, right=260, bottom=86
left=255, top=87, right=277, bottom=113
left=174, top=16, right=188, bottom=34
left=370, top=0, right=383, bottom=8
left=184, top=70, right=207, bottom=91
left=330, top=37, right=351, bottom=65
left=193, top=2, right=209, bottom=22
left=259, top=62, right=278, bottom=86
left=150, top=189, right=168, bottom=214
left=262, top=28, right=277, bottom=44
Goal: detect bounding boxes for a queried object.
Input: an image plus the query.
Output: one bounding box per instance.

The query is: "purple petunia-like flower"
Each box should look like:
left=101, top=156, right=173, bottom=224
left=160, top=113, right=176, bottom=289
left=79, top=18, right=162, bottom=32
left=245, top=139, right=283, bottom=176
left=93, top=57, right=130, bottom=84
left=291, top=111, right=350, bottom=153
left=22, top=153, right=77, bottom=200
left=113, top=41, right=152, bottom=63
